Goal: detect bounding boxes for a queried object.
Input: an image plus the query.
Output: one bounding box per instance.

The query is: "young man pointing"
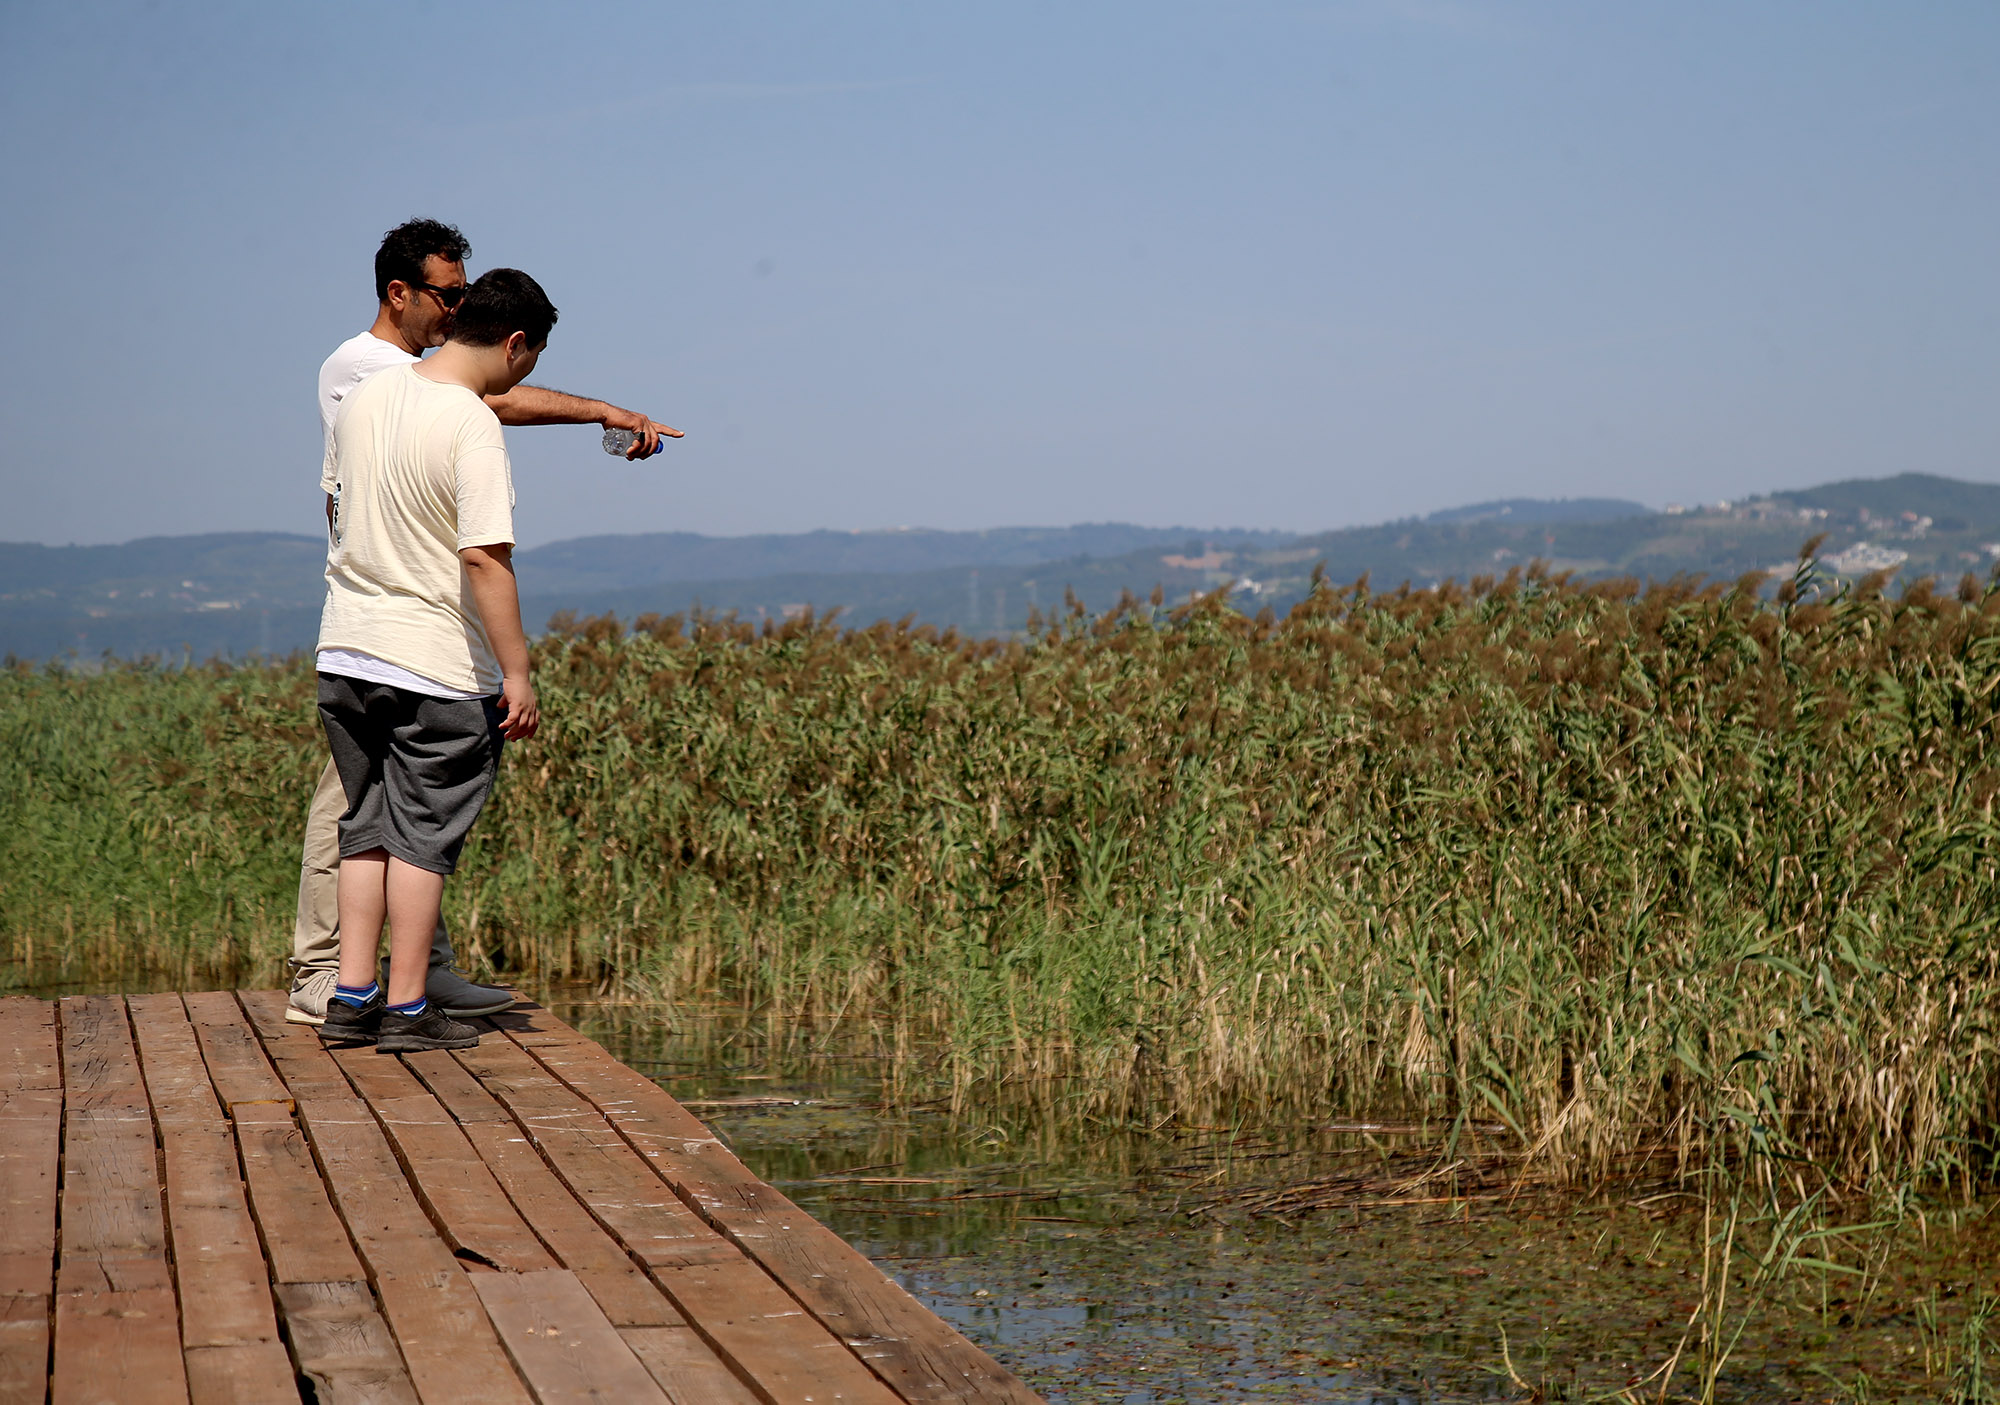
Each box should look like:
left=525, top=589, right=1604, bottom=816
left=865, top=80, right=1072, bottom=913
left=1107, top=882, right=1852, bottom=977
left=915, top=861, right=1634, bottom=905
left=315, top=269, right=555, bottom=1051
left=289, top=219, right=679, bottom=1025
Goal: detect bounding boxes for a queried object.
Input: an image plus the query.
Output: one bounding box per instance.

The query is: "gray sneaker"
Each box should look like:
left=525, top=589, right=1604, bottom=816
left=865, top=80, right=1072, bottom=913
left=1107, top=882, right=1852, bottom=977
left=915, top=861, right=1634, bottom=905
left=377, top=1005, right=481, bottom=1053
left=425, top=965, right=517, bottom=1017
left=285, top=968, right=338, bottom=1026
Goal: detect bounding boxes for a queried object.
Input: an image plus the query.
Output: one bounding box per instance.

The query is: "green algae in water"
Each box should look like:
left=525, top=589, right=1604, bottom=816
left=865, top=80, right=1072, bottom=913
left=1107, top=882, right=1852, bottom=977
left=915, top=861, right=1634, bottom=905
left=556, top=994, right=2000, bottom=1403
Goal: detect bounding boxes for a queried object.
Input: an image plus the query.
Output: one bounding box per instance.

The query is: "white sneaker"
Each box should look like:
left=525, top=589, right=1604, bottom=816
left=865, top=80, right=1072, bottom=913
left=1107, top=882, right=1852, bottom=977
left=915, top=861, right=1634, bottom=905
left=285, top=968, right=338, bottom=1026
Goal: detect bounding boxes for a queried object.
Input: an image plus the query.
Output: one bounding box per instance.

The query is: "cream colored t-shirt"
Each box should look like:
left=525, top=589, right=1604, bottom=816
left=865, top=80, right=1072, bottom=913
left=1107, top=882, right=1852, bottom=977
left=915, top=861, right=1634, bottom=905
left=317, top=363, right=517, bottom=694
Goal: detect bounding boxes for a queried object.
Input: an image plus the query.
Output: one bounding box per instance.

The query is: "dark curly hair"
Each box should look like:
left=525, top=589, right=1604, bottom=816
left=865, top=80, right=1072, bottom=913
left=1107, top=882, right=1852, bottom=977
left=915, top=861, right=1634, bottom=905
left=449, top=268, right=559, bottom=349
left=374, top=218, right=471, bottom=301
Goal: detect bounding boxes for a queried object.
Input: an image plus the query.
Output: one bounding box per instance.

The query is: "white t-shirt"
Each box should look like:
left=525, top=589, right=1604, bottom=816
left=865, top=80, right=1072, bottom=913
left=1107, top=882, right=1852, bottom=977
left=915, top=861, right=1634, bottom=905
left=318, top=331, right=420, bottom=449
left=316, top=332, right=478, bottom=697
left=316, top=364, right=517, bottom=694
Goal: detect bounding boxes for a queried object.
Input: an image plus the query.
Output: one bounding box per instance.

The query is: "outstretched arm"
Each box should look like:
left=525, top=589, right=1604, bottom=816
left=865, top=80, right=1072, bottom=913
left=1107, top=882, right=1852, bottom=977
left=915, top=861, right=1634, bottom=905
left=483, top=384, right=683, bottom=458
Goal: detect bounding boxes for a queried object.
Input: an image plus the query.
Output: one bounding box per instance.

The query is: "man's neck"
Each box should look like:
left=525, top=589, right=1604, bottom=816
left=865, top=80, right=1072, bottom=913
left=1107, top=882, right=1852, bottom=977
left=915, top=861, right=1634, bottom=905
left=366, top=307, right=425, bottom=357
left=414, top=342, right=503, bottom=398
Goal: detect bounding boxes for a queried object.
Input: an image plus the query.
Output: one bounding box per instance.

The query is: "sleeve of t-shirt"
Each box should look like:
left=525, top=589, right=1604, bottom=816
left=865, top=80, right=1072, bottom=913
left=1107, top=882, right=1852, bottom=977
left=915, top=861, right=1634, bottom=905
left=319, top=341, right=417, bottom=492
left=452, top=405, right=517, bottom=550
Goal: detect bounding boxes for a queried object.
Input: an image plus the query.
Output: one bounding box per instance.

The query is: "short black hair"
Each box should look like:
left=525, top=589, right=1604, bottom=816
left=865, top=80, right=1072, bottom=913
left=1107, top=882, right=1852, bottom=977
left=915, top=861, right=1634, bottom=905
left=374, top=218, right=471, bottom=302
left=448, top=268, right=559, bottom=349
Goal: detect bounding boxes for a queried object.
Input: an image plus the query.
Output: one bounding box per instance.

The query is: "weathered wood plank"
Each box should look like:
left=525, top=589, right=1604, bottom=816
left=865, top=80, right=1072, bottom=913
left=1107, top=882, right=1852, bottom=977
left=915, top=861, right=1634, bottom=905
left=0, top=995, right=60, bottom=1091
left=0, top=1289, right=52, bottom=1404
left=458, top=1120, right=683, bottom=1328
left=470, top=1269, right=670, bottom=1404
left=0, top=1090, right=61, bottom=1297
left=481, top=1003, right=584, bottom=1050
left=128, top=995, right=223, bottom=1125
left=327, top=1040, right=432, bottom=1106
left=59, top=997, right=147, bottom=1113
left=293, top=1099, right=534, bottom=1405
left=235, top=991, right=353, bottom=1102
left=60, top=1107, right=165, bottom=1264
left=52, top=1259, right=188, bottom=1405
left=273, top=1282, right=419, bottom=1405
left=519, top=1022, right=1043, bottom=1403
left=183, top=1341, right=300, bottom=1404
left=618, top=1326, right=763, bottom=1405
left=398, top=1049, right=512, bottom=1124
left=157, top=1120, right=284, bottom=1351
left=0, top=999, right=61, bottom=1400
left=233, top=1103, right=367, bottom=1287
left=182, top=993, right=290, bottom=1112
left=397, top=1051, right=684, bottom=1326
left=457, top=1039, right=898, bottom=1404
left=451, top=1039, right=729, bottom=1271
left=368, top=1095, right=556, bottom=1273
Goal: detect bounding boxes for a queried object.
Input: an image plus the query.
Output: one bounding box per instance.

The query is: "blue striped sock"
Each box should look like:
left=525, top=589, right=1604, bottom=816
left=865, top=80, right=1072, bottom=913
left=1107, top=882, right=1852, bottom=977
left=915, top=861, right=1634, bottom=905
left=332, top=981, right=379, bottom=1009
left=388, top=996, right=428, bottom=1018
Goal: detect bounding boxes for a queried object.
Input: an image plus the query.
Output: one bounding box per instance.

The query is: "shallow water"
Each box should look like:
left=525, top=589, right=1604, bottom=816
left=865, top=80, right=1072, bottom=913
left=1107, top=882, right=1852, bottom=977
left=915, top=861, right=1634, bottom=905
left=550, top=994, right=1996, bottom=1402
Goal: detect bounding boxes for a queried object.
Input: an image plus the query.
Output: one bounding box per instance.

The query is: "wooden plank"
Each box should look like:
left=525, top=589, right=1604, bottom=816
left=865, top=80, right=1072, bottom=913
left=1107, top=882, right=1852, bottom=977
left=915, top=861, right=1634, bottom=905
left=52, top=1259, right=188, bottom=1405
left=0, top=1090, right=61, bottom=1297
left=458, top=1121, right=682, bottom=1328
left=60, top=1107, right=165, bottom=1264
left=518, top=1026, right=1044, bottom=1404
left=619, top=1326, right=763, bottom=1405
left=0, top=995, right=60, bottom=1090
left=183, top=1342, right=300, bottom=1404
left=59, top=996, right=147, bottom=1113
left=1, top=999, right=60, bottom=1401
left=0, top=1289, right=52, bottom=1404
left=327, top=1041, right=430, bottom=1106
left=293, top=1099, right=534, bottom=1405
left=470, top=1269, right=670, bottom=1404
left=455, top=1041, right=897, bottom=1405
left=128, top=995, right=223, bottom=1124
left=368, top=1096, right=556, bottom=1273
left=273, top=1282, right=419, bottom=1405
left=397, top=1046, right=681, bottom=1326
left=233, top=1103, right=367, bottom=1287
left=235, top=991, right=353, bottom=1102
left=157, top=1120, right=284, bottom=1351
left=182, top=993, right=290, bottom=1112
left=451, top=1039, right=730, bottom=1270
left=398, top=1049, right=512, bottom=1124
left=481, top=1003, right=585, bottom=1050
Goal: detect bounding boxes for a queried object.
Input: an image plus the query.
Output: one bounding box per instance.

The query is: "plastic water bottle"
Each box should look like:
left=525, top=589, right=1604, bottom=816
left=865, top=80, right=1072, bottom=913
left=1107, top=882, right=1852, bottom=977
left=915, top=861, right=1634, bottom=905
left=603, top=427, right=667, bottom=459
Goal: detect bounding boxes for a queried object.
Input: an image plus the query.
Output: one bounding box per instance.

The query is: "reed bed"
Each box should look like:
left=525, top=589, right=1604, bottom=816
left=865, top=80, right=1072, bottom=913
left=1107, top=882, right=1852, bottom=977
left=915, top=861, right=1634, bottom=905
left=7, top=560, right=2000, bottom=1189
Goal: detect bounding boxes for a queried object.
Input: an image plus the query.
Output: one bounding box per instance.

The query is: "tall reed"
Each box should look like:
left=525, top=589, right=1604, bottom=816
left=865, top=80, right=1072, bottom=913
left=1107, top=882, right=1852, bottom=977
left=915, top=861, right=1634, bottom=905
left=7, top=561, right=2000, bottom=1187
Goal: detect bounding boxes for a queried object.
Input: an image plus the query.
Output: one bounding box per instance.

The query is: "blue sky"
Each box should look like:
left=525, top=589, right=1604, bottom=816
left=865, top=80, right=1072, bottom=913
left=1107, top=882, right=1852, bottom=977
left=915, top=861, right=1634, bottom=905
left=2, top=2, right=1995, bottom=546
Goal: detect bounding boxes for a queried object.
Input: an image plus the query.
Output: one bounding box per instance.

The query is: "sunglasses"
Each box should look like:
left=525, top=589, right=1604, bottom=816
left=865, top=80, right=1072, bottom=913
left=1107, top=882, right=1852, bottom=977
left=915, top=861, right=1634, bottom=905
left=414, top=281, right=469, bottom=309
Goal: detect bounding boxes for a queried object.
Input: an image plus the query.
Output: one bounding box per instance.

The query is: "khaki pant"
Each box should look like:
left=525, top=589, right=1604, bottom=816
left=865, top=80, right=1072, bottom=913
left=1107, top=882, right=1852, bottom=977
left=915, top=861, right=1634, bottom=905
left=292, top=756, right=454, bottom=975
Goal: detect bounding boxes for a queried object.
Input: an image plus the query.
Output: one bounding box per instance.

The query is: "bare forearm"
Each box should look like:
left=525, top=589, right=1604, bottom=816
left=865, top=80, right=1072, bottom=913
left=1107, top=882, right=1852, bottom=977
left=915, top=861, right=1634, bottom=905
left=484, top=383, right=608, bottom=426
left=462, top=552, right=531, bottom=678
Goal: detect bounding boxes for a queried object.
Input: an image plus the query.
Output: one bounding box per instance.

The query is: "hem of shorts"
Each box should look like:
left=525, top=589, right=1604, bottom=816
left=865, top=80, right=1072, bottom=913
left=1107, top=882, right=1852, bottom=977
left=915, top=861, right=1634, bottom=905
left=336, top=835, right=458, bottom=878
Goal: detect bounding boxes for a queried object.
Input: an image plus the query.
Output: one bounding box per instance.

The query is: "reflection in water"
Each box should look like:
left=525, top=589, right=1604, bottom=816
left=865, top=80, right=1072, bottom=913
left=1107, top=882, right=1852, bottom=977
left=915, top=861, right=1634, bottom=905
left=549, top=995, right=1969, bottom=1403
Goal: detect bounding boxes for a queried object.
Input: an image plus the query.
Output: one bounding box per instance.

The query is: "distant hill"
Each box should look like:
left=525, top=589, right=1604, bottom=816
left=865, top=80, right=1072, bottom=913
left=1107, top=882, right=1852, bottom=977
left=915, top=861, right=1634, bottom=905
left=1426, top=497, right=1648, bottom=526
left=8, top=476, right=2000, bottom=662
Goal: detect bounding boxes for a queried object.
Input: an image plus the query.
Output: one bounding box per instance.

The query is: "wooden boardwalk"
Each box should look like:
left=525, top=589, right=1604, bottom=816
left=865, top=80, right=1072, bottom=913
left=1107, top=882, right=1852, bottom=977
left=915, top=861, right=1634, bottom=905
left=0, top=992, right=1042, bottom=1405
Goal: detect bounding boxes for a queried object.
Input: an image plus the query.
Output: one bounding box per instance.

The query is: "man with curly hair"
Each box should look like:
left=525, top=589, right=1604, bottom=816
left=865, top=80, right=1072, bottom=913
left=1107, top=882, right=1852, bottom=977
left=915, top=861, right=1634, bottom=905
left=287, top=218, right=681, bottom=1027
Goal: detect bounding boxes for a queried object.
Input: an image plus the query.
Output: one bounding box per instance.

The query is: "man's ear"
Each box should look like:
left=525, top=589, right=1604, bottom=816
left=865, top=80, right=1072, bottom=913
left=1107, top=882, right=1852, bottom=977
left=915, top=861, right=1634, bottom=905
left=384, top=280, right=411, bottom=311
left=504, top=330, right=528, bottom=364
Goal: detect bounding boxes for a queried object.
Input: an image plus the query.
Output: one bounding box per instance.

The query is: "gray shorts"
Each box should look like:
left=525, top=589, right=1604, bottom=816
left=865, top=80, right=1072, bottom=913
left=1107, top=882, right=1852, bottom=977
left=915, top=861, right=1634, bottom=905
left=316, top=673, right=505, bottom=876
